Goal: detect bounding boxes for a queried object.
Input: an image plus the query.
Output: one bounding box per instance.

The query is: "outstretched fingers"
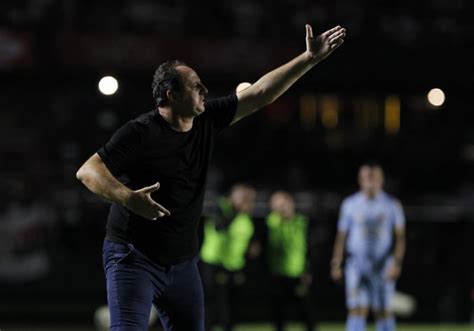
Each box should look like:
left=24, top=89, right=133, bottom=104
left=148, top=198, right=171, bottom=218
left=140, top=182, right=160, bottom=194
left=322, top=25, right=343, bottom=38
left=328, top=29, right=346, bottom=44
left=305, top=24, right=314, bottom=39
left=330, top=39, right=344, bottom=50
left=133, top=182, right=171, bottom=220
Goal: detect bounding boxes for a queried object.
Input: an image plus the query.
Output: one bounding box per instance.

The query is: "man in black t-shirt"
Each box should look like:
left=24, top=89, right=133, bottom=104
left=76, top=24, right=345, bottom=331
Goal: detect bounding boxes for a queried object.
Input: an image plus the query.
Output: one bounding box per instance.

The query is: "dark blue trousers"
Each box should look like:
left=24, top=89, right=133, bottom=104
left=103, top=240, right=205, bottom=331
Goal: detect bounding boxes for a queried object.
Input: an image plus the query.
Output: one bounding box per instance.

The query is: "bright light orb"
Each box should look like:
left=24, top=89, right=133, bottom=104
left=98, top=76, right=119, bottom=95
left=427, top=88, right=445, bottom=107
left=236, top=82, right=251, bottom=93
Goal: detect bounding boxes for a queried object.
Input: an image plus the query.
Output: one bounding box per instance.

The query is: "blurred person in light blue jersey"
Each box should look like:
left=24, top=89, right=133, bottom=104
left=331, top=163, right=406, bottom=331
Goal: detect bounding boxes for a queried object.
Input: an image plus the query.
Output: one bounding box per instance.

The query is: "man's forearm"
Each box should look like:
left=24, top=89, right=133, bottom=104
left=252, top=51, right=319, bottom=105
left=331, top=231, right=346, bottom=267
left=393, top=228, right=406, bottom=264
left=76, top=153, right=132, bottom=206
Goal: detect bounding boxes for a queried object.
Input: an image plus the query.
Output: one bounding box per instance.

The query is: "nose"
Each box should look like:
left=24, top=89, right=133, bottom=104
left=200, top=83, right=208, bottom=96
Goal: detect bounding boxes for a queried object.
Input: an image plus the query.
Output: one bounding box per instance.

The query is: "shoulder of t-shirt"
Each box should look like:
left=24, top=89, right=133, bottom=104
left=381, top=191, right=402, bottom=208
left=266, top=212, right=280, bottom=225
left=343, top=192, right=361, bottom=207
left=204, top=94, right=238, bottom=108
left=202, top=94, right=239, bottom=119
left=125, top=110, right=161, bottom=135
left=130, top=110, right=156, bottom=127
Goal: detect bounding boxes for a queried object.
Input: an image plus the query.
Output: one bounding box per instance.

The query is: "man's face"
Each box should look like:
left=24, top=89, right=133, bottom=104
left=270, top=192, right=295, bottom=220
left=173, top=65, right=208, bottom=116
left=358, top=166, right=384, bottom=197
left=230, top=186, right=256, bottom=214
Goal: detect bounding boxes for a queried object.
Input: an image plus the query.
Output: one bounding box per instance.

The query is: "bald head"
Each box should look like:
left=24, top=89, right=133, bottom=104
left=153, top=61, right=208, bottom=118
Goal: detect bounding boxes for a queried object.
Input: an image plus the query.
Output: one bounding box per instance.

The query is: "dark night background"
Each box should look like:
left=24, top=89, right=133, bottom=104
left=0, top=0, right=473, bottom=329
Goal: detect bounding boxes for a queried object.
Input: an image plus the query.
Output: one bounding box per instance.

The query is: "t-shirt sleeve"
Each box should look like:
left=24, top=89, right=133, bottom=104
left=203, top=94, right=238, bottom=133
left=97, top=120, right=143, bottom=175
left=391, top=199, right=406, bottom=228
left=337, top=200, right=351, bottom=232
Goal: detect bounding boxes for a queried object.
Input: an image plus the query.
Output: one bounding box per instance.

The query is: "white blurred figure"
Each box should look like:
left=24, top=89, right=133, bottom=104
left=392, top=291, right=416, bottom=317
left=94, top=305, right=158, bottom=331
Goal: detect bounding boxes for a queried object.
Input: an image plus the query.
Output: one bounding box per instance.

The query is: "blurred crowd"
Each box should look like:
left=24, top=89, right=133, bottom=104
left=0, top=0, right=473, bottom=47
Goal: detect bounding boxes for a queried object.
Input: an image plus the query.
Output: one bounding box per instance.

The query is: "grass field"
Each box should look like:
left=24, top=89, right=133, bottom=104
left=228, top=324, right=473, bottom=331
left=0, top=324, right=471, bottom=331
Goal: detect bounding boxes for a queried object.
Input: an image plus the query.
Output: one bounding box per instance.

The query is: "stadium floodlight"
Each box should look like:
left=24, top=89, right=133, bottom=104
left=427, top=88, right=445, bottom=107
left=98, top=76, right=119, bottom=96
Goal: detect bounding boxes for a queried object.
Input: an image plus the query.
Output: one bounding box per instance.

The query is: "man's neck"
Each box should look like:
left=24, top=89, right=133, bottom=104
left=158, top=107, right=194, bottom=132
left=362, top=190, right=382, bottom=200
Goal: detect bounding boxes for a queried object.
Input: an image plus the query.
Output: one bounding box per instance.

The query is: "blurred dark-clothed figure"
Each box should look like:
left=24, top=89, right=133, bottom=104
left=266, top=191, right=315, bottom=331
left=200, top=184, right=260, bottom=331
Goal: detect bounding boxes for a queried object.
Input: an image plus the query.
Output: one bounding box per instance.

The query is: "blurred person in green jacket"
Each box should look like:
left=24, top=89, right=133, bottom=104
left=266, top=191, right=315, bottom=331
left=200, top=183, right=260, bottom=331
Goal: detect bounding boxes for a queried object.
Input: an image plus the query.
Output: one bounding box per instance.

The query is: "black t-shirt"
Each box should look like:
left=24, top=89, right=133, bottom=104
left=97, top=95, right=238, bottom=265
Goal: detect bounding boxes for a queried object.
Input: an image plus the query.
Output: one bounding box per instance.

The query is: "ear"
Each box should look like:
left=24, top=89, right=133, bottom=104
left=166, top=89, right=174, bottom=103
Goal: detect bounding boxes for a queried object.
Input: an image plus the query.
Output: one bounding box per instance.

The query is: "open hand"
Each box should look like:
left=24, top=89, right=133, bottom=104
left=306, top=24, right=346, bottom=62
left=124, top=182, right=171, bottom=220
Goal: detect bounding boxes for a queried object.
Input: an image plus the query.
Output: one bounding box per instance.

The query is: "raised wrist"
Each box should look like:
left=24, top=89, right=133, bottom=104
left=304, top=50, right=321, bottom=65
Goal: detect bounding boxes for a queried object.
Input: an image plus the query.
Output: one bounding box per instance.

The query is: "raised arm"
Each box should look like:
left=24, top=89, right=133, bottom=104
left=233, top=24, right=346, bottom=124
left=76, top=153, right=170, bottom=220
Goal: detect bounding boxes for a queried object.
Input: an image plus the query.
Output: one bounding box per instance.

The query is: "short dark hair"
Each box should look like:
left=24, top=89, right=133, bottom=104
left=151, top=60, right=186, bottom=107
